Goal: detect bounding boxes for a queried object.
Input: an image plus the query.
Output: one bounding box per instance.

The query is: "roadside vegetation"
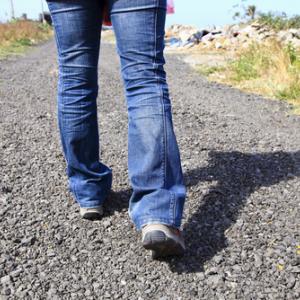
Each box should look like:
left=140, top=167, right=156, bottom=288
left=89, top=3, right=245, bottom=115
left=257, top=13, right=300, bottom=31
left=198, top=12, right=300, bottom=114
left=0, top=19, right=52, bottom=58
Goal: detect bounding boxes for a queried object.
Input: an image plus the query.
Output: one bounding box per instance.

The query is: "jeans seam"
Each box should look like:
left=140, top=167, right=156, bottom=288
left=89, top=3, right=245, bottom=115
left=154, top=4, right=175, bottom=222
left=169, top=191, right=176, bottom=223
left=50, top=10, right=81, bottom=205
left=136, top=217, right=181, bottom=230
left=154, top=4, right=166, bottom=190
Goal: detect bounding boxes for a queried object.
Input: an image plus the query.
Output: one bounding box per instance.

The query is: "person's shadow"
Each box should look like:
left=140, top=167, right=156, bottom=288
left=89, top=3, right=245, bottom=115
left=167, top=150, right=300, bottom=273
left=103, top=150, right=300, bottom=273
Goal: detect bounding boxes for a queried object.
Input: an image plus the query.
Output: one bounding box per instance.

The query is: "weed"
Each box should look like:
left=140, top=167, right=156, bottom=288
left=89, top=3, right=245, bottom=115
left=257, top=12, right=300, bottom=31
left=197, top=65, right=225, bottom=76
left=0, top=20, right=52, bottom=58
left=203, top=39, right=300, bottom=114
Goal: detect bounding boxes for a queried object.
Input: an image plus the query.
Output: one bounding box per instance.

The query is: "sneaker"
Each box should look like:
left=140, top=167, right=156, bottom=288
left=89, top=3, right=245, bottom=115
left=142, top=224, right=185, bottom=259
left=80, top=206, right=103, bottom=220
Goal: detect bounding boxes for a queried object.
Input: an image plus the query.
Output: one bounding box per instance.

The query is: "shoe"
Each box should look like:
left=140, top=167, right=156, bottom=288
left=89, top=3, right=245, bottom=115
left=80, top=206, right=103, bottom=220
left=142, top=224, right=185, bottom=259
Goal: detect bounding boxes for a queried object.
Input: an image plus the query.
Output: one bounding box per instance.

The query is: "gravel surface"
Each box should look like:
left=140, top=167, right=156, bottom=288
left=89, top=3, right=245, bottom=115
left=0, top=39, right=299, bottom=300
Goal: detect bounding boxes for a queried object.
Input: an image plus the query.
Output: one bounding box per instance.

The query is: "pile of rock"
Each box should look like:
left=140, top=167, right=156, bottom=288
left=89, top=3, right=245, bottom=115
left=165, top=22, right=300, bottom=51
left=165, top=24, right=209, bottom=48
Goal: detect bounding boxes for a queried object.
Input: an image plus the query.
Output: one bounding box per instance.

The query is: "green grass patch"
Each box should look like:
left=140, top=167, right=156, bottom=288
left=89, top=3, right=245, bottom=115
left=257, top=12, right=300, bottom=31
left=197, top=40, right=300, bottom=114
left=229, top=43, right=274, bottom=82
left=230, top=56, right=258, bottom=81
left=276, top=82, right=300, bottom=100
left=197, top=65, right=225, bottom=76
left=0, top=38, right=33, bottom=58
left=0, top=20, right=53, bottom=59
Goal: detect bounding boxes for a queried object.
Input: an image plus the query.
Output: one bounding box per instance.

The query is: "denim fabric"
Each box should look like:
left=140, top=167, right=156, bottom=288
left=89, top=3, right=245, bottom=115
left=109, top=0, right=166, bottom=13
left=46, top=0, right=186, bottom=230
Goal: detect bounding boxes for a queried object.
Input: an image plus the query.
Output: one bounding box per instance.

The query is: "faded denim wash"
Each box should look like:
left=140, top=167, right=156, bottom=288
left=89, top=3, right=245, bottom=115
left=46, top=0, right=186, bottom=230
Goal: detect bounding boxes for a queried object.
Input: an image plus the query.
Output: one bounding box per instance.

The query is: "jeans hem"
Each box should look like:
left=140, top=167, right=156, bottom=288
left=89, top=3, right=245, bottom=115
left=79, top=204, right=103, bottom=209
left=77, top=200, right=105, bottom=208
left=134, top=217, right=181, bottom=231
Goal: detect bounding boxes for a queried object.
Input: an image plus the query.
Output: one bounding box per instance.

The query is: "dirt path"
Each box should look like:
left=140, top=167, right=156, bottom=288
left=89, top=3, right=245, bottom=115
left=0, top=40, right=299, bottom=299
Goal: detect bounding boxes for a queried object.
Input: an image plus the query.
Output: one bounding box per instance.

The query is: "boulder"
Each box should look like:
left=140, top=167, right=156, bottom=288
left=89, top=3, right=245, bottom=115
left=290, top=38, right=300, bottom=48
left=250, top=21, right=263, bottom=29
left=277, top=30, right=294, bottom=42
left=289, top=28, right=300, bottom=39
left=215, top=42, right=223, bottom=49
left=201, top=33, right=215, bottom=43
left=240, top=25, right=257, bottom=38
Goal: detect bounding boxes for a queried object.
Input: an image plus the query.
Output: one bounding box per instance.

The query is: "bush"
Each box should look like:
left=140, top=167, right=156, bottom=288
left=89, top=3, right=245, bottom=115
left=204, top=39, right=300, bottom=113
left=229, top=43, right=273, bottom=82
left=0, top=20, right=52, bottom=46
left=257, top=12, right=300, bottom=31
left=0, top=20, right=52, bottom=58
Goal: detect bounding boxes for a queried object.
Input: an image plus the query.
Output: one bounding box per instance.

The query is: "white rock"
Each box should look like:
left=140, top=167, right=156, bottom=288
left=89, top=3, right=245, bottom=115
left=291, top=38, right=300, bottom=48
left=240, top=25, right=257, bottom=37
left=278, top=30, right=294, bottom=42
left=215, top=42, right=223, bottom=49
left=289, top=28, right=300, bottom=39
left=201, top=33, right=215, bottom=43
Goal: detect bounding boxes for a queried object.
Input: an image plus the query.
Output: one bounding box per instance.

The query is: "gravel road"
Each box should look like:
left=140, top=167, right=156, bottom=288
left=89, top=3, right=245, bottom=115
left=0, top=39, right=299, bottom=300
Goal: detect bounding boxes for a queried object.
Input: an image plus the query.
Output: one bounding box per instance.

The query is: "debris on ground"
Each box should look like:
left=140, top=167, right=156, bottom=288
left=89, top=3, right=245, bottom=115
left=165, top=22, right=300, bottom=51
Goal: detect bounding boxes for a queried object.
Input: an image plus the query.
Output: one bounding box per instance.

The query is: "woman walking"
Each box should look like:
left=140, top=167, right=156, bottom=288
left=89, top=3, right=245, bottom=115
left=46, top=0, right=186, bottom=258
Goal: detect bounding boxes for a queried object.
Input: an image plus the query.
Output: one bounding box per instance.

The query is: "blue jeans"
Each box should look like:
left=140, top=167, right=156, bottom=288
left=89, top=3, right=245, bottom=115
left=46, top=0, right=186, bottom=230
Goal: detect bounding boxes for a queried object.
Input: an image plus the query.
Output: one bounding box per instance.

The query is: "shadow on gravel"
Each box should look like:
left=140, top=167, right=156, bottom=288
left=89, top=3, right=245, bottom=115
left=167, top=150, right=300, bottom=274
left=103, top=190, right=131, bottom=216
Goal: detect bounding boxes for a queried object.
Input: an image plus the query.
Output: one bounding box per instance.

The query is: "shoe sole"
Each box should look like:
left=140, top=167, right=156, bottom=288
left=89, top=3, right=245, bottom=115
left=142, top=230, right=185, bottom=259
left=81, top=212, right=102, bottom=221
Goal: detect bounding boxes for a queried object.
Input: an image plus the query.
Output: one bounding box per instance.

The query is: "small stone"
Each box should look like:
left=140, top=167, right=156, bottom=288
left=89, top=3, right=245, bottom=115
left=10, top=268, right=22, bottom=277
left=286, top=275, right=296, bottom=289
left=47, top=251, right=56, bottom=257
left=196, top=272, right=205, bottom=281
left=291, top=266, right=300, bottom=273
left=254, top=254, right=263, bottom=267
left=47, top=288, right=58, bottom=300
left=215, top=42, right=223, bottom=49
left=70, top=255, right=78, bottom=262
left=0, top=275, right=11, bottom=284
left=207, top=275, right=224, bottom=288
left=205, top=267, right=218, bottom=275
left=4, top=288, right=11, bottom=295
left=121, top=280, right=126, bottom=285
left=21, top=237, right=36, bottom=246
left=0, top=195, right=7, bottom=204
left=214, top=255, right=223, bottom=264
left=102, top=220, right=111, bottom=228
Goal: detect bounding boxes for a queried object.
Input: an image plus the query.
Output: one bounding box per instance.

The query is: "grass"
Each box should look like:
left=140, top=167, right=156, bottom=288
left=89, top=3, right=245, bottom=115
left=257, top=12, right=300, bottom=31
left=201, top=39, right=300, bottom=114
left=196, top=65, right=226, bottom=77
left=0, top=20, right=53, bottom=58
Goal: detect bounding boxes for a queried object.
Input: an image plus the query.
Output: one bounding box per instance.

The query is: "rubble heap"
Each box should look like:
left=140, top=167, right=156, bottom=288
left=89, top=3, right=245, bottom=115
left=165, top=22, right=300, bottom=50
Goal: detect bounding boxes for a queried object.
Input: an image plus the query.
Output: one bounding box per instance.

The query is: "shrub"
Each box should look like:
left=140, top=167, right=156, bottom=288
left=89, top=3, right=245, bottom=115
left=257, top=12, right=300, bottom=31
left=0, top=20, right=52, bottom=57
left=205, top=39, right=300, bottom=113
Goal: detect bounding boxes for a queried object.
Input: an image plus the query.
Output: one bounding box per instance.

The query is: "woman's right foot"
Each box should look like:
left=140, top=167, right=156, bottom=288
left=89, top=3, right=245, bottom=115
left=80, top=206, right=103, bottom=220
left=142, top=224, right=185, bottom=259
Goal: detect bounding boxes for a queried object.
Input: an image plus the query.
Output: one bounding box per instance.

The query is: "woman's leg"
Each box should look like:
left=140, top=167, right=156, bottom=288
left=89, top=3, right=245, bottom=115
left=110, top=0, right=186, bottom=230
left=47, top=0, right=112, bottom=208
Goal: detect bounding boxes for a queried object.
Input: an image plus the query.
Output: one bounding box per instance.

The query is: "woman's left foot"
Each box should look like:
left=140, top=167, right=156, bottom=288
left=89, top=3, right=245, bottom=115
left=142, top=224, right=185, bottom=259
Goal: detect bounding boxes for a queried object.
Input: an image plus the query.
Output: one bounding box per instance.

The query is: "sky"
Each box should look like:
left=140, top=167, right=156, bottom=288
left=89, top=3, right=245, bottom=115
left=0, top=0, right=299, bottom=29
